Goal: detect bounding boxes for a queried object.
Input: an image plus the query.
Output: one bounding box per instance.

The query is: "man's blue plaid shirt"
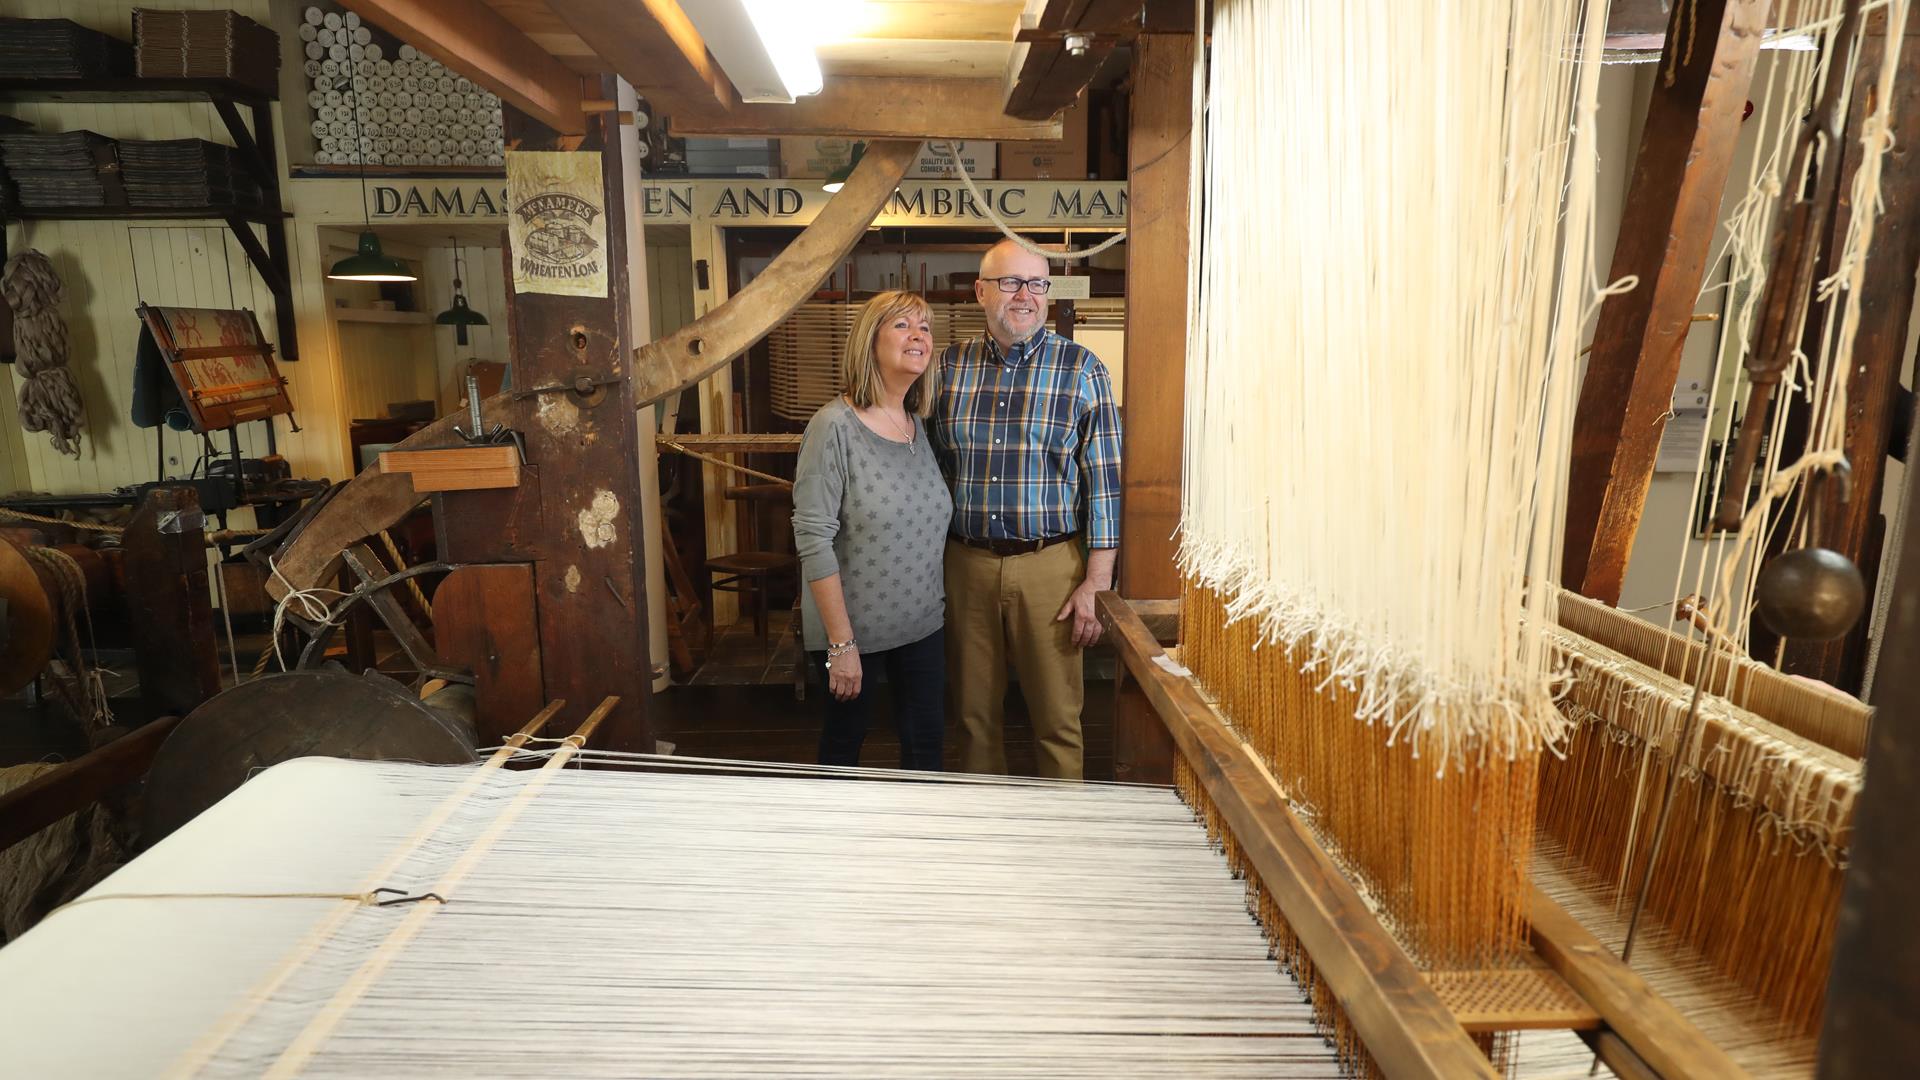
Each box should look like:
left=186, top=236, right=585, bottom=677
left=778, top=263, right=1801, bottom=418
left=928, top=327, right=1123, bottom=549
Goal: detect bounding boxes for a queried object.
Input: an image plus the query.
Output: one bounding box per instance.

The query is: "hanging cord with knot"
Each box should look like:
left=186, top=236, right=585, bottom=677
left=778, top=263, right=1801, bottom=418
left=2, top=251, right=86, bottom=458
left=22, top=545, right=114, bottom=734
left=932, top=140, right=1127, bottom=261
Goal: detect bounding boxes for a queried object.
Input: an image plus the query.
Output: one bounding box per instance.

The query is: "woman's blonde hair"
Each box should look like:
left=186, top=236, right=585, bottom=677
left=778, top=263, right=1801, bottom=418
left=842, top=290, right=938, bottom=418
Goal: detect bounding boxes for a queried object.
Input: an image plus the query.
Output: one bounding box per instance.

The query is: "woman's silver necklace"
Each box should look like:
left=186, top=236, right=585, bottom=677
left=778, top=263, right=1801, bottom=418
left=878, top=406, right=915, bottom=453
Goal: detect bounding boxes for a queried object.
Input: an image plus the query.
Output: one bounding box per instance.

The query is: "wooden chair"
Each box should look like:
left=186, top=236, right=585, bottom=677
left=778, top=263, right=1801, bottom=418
left=704, top=484, right=798, bottom=650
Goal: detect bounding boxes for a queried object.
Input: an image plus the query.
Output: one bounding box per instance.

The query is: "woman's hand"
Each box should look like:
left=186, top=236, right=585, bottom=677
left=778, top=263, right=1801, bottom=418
left=827, top=649, right=863, bottom=701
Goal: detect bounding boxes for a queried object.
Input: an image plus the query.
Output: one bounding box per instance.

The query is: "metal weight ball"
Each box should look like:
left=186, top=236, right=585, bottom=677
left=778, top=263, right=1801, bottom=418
left=1754, top=547, right=1867, bottom=641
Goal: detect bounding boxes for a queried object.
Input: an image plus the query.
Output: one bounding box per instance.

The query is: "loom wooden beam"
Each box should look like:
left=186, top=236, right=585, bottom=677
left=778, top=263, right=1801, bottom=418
left=631, top=140, right=918, bottom=404
left=1119, top=31, right=1191, bottom=603
left=549, top=0, right=738, bottom=114
left=1528, top=889, right=1751, bottom=1079
left=655, top=432, right=802, bottom=455
left=1003, top=0, right=1141, bottom=121
left=338, top=0, right=586, bottom=134
left=668, top=79, right=1062, bottom=140
left=1783, top=10, right=1920, bottom=685
left=1561, top=0, right=1768, bottom=604
left=0, top=714, right=181, bottom=856
left=1818, top=416, right=1920, bottom=1076
left=1096, top=591, right=1501, bottom=1080
left=1114, top=30, right=1192, bottom=786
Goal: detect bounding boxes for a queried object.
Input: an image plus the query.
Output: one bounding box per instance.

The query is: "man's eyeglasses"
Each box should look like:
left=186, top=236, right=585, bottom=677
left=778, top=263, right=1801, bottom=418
left=985, top=276, right=1052, bottom=295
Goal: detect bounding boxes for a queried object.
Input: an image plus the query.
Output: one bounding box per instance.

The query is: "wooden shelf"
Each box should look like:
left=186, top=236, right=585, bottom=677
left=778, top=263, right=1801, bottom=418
left=0, top=76, right=294, bottom=357
left=292, top=164, right=505, bottom=180
left=4, top=204, right=288, bottom=224
left=0, top=77, right=274, bottom=105
left=333, top=308, right=433, bottom=325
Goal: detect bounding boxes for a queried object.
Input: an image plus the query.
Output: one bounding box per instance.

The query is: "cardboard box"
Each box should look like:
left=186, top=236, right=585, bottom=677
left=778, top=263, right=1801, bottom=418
left=780, top=137, right=861, bottom=178
left=906, top=141, right=997, bottom=180
left=1001, top=99, right=1091, bottom=180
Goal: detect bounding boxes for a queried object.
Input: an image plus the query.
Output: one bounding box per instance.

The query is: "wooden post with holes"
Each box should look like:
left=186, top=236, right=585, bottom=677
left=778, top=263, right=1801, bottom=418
left=1817, top=416, right=1920, bottom=1076
left=1561, top=0, right=1768, bottom=604
left=442, top=79, right=653, bottom=752
left=123, top=486, right=220, bottom=719
left=1113, top=27, right=1195, bottom=784
left=1777, top=9, right=1920, bottom=686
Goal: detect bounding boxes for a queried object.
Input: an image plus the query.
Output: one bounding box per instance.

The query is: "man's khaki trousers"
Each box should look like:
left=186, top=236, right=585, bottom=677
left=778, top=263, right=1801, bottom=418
left=943, top=538, right=1085, bottom=779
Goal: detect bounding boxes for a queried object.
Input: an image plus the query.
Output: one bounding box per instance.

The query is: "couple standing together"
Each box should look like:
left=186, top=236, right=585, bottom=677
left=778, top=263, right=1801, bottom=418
left=791, top=238, right=1122, bottom=779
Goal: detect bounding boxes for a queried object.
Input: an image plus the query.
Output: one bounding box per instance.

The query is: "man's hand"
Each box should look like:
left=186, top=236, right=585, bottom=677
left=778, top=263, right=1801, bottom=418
left=1055, top=579, right=1104, bottom=648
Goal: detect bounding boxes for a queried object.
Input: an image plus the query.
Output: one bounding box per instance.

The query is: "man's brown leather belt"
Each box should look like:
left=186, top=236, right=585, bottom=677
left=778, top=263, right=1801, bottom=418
left=952, top=532, right=1078, bottom=557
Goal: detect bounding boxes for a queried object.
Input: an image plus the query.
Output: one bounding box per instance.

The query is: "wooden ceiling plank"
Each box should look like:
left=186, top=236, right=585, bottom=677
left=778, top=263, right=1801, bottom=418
left=818, top=39, right=1013, bottom=79
left=340, top=0, right=585, bottom=133
left=1003, top=0, right=1138, bottom=120
left=669, top=76, right=1062, bottom=140
left=549, top=0, right=738, bottom=113
left=850, top=1, right=1027, bottom=43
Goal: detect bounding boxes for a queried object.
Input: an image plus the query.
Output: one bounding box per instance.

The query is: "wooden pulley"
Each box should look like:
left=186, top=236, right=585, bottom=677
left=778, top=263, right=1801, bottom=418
left=141, top=670, right=481, bottom=847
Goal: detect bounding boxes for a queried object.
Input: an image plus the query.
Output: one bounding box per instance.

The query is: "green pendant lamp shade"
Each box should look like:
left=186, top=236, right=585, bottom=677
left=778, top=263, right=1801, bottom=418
left=436, top=246, right=489, bottom=345
left=326, top=73, right=416, bottom=284
left=328, top=229, right=416, bottom=282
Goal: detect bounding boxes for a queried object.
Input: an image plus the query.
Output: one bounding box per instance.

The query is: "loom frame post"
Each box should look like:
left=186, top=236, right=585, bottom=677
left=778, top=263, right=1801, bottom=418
left=1561, top=0, right=1770, bottom=603
left=1816, top=412, right=1920, bottom=1076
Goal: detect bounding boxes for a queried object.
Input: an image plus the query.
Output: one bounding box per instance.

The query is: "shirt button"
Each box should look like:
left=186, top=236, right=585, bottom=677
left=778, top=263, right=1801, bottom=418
left=994, top=438, right=1001, bottom=444
left=991, top=476, right=998, bottom=481
left=990, top=513, right=998, bottom=520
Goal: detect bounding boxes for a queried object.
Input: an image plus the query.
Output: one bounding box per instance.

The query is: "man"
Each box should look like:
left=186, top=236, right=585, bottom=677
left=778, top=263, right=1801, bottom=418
left=928, top=238, right=1122, bottom=780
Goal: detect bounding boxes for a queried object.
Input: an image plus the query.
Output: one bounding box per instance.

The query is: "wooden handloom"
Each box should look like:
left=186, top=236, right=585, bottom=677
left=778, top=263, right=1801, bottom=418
left=1098, top=590, right=1858, bottom=1079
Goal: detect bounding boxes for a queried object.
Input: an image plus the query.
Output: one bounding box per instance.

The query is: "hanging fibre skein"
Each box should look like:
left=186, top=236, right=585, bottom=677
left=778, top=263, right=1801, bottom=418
left=3, top=251, right=85, bottom=458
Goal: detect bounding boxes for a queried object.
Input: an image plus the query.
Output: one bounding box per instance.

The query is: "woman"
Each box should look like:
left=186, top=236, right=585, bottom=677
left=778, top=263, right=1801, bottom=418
left=791, top=290, right=952, bottom=769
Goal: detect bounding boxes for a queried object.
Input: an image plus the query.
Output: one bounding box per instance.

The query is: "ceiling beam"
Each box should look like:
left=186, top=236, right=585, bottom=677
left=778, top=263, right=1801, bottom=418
left=339, top=0, right=585, bottom=133
left=550, top=0, right=738, bottom=114
left=1003, top=0, right=1142, bottom=120
left=669, top=77, right=1063, bottom=140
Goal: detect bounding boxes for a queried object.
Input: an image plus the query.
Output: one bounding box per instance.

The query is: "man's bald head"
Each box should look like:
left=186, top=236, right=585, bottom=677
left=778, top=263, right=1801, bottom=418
left=980, top=238, right=1049, bottom=280
left=974, top=238, right=1052, bottom=348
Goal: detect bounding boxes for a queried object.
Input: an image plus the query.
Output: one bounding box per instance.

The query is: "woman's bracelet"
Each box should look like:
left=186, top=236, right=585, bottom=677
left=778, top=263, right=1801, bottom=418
left=827, top=637, right=857, bottom=653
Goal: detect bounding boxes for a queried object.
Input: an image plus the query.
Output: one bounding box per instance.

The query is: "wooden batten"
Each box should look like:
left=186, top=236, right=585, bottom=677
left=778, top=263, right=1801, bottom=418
left=1529, top=892, right=1750, bottom=1079
left=380, top=447, right=523, bottom=492
left=667, top=78, right=1064, bottom=140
